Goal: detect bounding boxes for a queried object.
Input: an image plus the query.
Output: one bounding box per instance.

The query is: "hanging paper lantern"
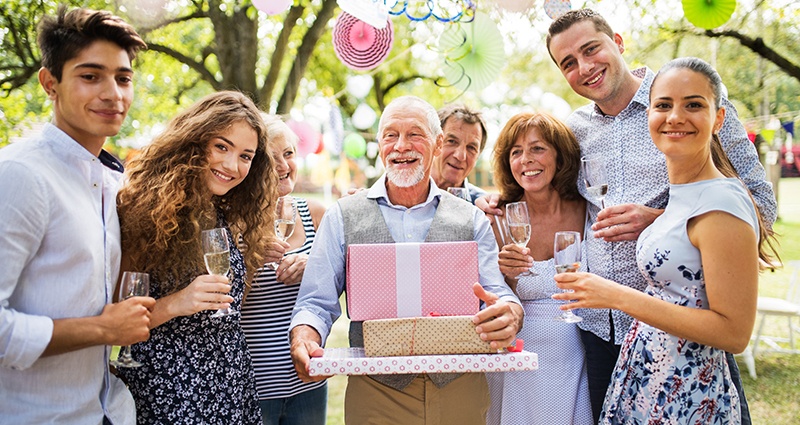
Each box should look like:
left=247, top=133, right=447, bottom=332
left=439, top=12, right=506, bottom=92
left=314, top=133, right=325, bottom=155
left=252, top=0, right=292, bottom=15
left=492, top=0, right=535, bottom=13
left=346, top=75, right=374, bottom=99
left=352, top=102, right=378, bottom=130
left=327, top=104, right=345, bottom=154
left=343, top=133, right=367, bottom=158
left=333, top=12, right=394, bottom=71
left=682, top=0, right=736, bottom=30
left=543, top=0, right=571, bottom=20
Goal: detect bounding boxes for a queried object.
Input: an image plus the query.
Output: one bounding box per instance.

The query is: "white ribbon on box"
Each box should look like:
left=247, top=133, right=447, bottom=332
left=395, top=243, right=422, bottom=318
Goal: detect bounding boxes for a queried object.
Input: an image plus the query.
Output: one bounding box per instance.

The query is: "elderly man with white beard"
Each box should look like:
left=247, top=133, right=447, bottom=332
left=288, top=96, right=523, bottom=425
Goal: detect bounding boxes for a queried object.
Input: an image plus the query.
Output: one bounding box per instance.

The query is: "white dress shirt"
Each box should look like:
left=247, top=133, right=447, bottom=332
left=0, top=124, right=134, bottom=424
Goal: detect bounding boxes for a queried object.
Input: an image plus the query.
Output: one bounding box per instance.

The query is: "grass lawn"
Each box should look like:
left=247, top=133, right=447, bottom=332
left=323, top=178, right=800, bottom=424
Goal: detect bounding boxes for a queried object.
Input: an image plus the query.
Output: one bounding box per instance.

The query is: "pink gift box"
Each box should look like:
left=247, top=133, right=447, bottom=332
left=346, top=241, right=480, bottom=321
left=308, top=347, right=539, bottom=376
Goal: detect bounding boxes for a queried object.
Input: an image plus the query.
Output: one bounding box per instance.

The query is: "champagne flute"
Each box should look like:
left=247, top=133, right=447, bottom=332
left=582, top=156, right=609, bottom=209
left=504, top=201, right=536, bottom=278
left=447, top=187, right=472, bottom=202
left=202, top=227, right=236, bottom=318
left=110, top=271, right=150, bottom=368
left=266, top=196, right=298, bottom=270
left=553, top=230, right=582, bottom=323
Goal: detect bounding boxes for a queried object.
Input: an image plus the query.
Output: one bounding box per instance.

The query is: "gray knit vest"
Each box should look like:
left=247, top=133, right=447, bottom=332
left=340, top=190, right=475, bottom=390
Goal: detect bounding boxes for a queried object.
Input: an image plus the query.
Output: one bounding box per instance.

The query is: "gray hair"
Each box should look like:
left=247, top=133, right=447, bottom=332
left=378, top=96, right=442, bottom=140
left=262, top=114, right=299, bottom=148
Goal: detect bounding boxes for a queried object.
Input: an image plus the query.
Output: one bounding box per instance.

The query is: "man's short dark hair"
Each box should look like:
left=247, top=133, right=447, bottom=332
left=37, top=6, right=146, bottom=81
left=546, top=9, right=615, bottom=62
left=437, top=104, right=488, bottom=152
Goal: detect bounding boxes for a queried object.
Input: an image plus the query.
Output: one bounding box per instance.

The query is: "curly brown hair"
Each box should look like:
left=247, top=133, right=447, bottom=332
left=117, top=91, right=278, bottom=293
left=492, top=111, right=582, bottom=206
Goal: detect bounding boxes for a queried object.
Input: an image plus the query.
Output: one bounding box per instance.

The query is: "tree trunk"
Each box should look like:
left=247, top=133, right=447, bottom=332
left=259, top=4, right=305, bottom=110
left=276, top=0, right=337, bottom=114
left=208, top=0, right=259, bottom=102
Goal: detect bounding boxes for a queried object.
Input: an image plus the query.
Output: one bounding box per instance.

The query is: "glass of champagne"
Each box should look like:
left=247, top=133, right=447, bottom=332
left=553, top=230, right=582, bottom=323
left=581, top=156, right=609, bottom=209
left=110, top=271, right=150, bottom=368
left=505, top=201, right=536, bottom=278
left=266, top=196, right=298, bottom=270
left=447, top=187, right=471, bottom=202
left=202, top=227, right=236, bottom=318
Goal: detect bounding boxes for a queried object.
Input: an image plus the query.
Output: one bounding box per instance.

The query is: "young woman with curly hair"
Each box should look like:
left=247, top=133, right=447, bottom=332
left=116, top=90, right=278, bottom=424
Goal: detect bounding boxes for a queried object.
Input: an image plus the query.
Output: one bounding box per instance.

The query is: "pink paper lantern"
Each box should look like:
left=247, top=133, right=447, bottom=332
left=252, top=0, right=292, bottom=15
left=333, top=12, right=394, bottom=71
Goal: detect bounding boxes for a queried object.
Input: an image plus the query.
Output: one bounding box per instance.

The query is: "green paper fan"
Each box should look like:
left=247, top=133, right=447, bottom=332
left=682, top=0, right=737, bottom=30
left=438, top=12, right=506, bottom=92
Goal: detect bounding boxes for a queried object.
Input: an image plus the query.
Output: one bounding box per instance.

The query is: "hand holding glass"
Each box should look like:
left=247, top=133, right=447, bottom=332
left=504, top=201, right=536, bottom=278
left=447, top=187, right=471, bottom=202
left=582, top=156, right=609, bottom=209
left=266, top=196, right=298, bottom=270
left=110, top=271, right=150, bottom=368
left=202, top=227, right=236, bottom=318
left=554, top=231, right=582, bottom=323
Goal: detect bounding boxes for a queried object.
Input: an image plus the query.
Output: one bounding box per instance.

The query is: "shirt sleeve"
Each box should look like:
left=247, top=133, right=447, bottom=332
left=0, top=161, right=55, bottom=370
left=473, top=209, right=521, bottom=305
left=289, top=203, right=347, bottom=346
left=718, top=97, right=777, bottom=227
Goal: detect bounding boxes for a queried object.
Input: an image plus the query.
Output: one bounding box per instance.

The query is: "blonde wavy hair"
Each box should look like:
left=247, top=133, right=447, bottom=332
left=118, top=91, right=278, bottom=293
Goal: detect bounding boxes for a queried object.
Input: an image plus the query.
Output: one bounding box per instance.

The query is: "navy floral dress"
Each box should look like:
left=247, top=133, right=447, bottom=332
left=119, top=215, right=261, bottom=424
left=601, top=178, right=759, bottom=424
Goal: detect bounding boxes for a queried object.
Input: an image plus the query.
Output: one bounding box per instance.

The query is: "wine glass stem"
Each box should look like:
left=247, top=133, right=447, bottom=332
left=119, top=345, right=133, bottom=362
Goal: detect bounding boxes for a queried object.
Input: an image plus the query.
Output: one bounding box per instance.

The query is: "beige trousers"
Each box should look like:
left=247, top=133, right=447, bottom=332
left=344, top=373, right=490, bottom=425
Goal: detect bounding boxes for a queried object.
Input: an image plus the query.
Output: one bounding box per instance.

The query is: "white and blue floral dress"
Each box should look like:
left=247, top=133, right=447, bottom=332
left=601, top=178, right=759, bottom=424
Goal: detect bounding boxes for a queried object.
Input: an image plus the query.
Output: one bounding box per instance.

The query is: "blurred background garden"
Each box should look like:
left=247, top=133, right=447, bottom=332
left=2, top=0, right=798, bottom=423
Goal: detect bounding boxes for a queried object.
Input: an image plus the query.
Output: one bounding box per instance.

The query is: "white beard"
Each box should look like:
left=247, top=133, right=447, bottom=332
left=385, top=152, right=425, bottom=188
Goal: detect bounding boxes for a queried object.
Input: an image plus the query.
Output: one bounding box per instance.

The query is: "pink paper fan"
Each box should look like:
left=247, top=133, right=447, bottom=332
left=333, top=12, right=394, bottom=71
left=544, top=0, right=571, bottom=20
left=287, top=120, right=322, bottom=157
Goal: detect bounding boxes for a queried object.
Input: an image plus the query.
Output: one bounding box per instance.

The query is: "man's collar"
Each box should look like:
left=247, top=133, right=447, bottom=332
left=591, top=67, right=654, bottom=118
left=367, top=174, right=442, bottom=208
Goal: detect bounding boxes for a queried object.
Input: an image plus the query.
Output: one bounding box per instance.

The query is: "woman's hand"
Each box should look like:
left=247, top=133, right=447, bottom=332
left=150, top=275, right=233, bottom=328
left=264, top=239, right=291, bottom=265
left=275, top=253, right=309, bottom=285
left=552, top=272, right=630, bottom=310
left=498, top=244, right=533, bottom=279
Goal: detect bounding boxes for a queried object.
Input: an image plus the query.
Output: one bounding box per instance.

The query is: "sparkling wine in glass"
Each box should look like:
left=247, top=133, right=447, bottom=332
left=505, top=201, right=536, bottom=278
left=553, top=230, right=583, bottom=323
left=110, top=271, right=150, bottom=368
left=447, top=187, right=472, bottom=202
left=266, top=196, right=298, bottom=270
left=202, top=227, right=236, bottom=318
left=582, top=156, right=609, bottom=209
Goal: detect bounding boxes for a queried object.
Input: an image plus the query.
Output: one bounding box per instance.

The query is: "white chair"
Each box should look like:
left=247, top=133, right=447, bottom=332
left=742, top=260, right=800, bottom=379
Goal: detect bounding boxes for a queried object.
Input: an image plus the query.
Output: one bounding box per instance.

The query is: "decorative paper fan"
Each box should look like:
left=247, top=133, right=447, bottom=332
left=333, top=12, right=394, bottom=71
left=252, top=0, right=292, bottom=15
left=337, top=0, right=390, bottom=29
left=492, top=0, right=535, bottom=13
left=682, top=0, right=736, bottom=29
left=438, top=12, right=506, bottom=92
left=544, top=0, right=571, bottom=20
left=287, top=120, right=322, bottom=157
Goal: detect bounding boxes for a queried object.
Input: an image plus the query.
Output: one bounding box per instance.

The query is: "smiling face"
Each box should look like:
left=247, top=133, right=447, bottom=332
left=38, top=40, right=134, bottom=154
left=379, top=108, right=442, bottom=190
left=647, top=68, right=725, bottom=162
left=205, top=121, right=259, bottom=196
left=432, top=118, right=483, bottom=189
left=547, top=21, right=631, bottom=113
left=271, top=133, right=298, bottom=197
left=509, top=128, right=557, bottom=194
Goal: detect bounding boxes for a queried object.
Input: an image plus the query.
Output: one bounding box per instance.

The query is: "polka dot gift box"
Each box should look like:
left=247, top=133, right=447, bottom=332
left=363, top=315, right=495, bottom=357
left=346, top=242, right=480, bottom=321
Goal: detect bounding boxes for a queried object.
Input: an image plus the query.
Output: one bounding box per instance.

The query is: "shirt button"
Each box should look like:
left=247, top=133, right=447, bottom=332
left=93, top=183, right=98, bottom=187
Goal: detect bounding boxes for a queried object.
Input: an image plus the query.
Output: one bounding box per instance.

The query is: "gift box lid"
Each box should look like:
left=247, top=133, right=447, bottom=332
left=346, top=241, right=480, bottom=321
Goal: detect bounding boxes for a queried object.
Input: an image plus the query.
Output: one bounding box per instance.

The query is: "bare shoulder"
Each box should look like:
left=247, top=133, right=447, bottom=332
left=304, top=197, right=328, bottom=230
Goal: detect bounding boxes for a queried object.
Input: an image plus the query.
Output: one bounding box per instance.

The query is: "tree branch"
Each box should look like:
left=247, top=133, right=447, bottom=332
left=146, top=42, right=222, bottom=90
left=259, top=4, right=305, bottom=109
left=702, top=29, right=800, bottom=81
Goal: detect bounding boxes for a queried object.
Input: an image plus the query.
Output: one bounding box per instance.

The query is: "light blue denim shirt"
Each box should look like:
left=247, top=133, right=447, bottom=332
left=290, top=175, right=519, bottom=345
left=0, top=124, right=134, bottom=424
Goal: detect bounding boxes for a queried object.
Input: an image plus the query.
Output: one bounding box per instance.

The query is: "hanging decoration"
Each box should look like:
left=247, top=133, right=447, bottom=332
left=252, top=0, right=292, bottom=15
left=333, top=12, right=395, bottom=71
left=352, top=102, right=378, bottom=130
left=388, top=0, right=476, bottom=23
left=343, top=133, right=368, bottom=158
left=438, top=12, right=506, bottom=92
left=337, top=0, right=391, bottom=29
left=543, top=0, right=571, bottom=20
left=327, top=104, right=345, bottom=155
left=491, top=0, right=535, bottom=13
left=682, top=0, right=736, bottom=30
left=287, top=120, right=322, bottom=157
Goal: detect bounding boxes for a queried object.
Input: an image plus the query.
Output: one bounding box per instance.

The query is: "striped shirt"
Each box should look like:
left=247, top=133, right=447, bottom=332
left=241, top=198, right=326, bottom=399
